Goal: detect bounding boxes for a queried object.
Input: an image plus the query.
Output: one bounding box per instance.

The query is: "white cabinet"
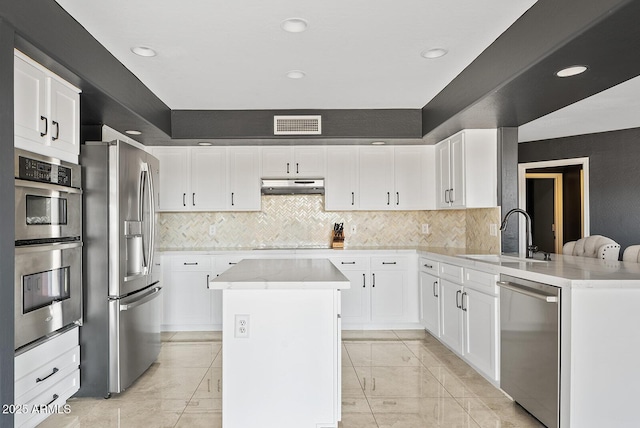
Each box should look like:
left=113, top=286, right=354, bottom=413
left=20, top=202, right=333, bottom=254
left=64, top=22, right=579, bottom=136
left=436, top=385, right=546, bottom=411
left=359, top=147, right=395, bottom=210
left=419, top=257, right=440, bottom=336
left=370, top=256, right=408, bottom=323
left=153, top=147, right=260, bottom=212
left=439, top=278, right=464, bottom=353
left=14, top=51, right=80, bottom=163
left=14, top=326, right=80, bottom=428
left=261, top=146, right=326, bottom=178
left=435, top=129, right=497, bottom=209
left=162, top=255, right=217, bottom=330
left=325, top=147, right=359, bottom=210
left=330, top=257, right=370, bottom=325
left=463, top=287, right=498, bottom=380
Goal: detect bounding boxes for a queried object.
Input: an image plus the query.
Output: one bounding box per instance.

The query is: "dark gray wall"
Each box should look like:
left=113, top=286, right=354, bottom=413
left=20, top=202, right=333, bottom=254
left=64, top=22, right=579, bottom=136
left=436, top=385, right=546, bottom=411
left=498, top=128, right=519, bottom=253
left=0, top=18, right=15, bottom=427
left=519, top=127, right=640, bottom=255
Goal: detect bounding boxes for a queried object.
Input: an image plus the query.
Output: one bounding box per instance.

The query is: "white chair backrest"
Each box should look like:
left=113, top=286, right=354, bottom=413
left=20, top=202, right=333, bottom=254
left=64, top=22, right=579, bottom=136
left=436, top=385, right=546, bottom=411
left=562, top=235, right=620, bottom=260
left=623, top=245, right=640, bottom=262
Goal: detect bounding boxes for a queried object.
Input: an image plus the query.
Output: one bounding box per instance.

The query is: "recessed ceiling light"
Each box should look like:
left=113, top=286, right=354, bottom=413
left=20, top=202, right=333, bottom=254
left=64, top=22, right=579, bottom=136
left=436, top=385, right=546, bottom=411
left=371, top=141, right=386, bottom=145
left=125, top=130, right=142, bottom=135
left=281, top=18, right=308, bottom=33
left=421, top=48, right=448, bottom=59
left=556, top=65, right=588, bottom=77
left=286, top=70, right=306, bottom=79
left=131, top=46, right=157, bottom=57
left=198, top=142, right=212, bottom=146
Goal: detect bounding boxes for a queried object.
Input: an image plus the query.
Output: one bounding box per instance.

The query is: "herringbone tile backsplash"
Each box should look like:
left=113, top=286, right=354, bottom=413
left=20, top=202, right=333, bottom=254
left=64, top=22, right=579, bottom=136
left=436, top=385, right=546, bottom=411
left=158, top=195, right=500, bottom=251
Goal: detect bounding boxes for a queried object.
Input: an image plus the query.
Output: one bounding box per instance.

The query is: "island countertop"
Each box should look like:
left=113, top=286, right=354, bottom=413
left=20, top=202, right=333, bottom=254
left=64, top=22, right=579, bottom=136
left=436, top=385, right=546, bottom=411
left=209, top=258, right=351, bottom=290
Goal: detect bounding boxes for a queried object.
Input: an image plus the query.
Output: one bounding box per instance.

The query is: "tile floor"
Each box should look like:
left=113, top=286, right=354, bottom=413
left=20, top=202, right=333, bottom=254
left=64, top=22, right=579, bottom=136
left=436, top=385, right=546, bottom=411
left=40, top=330, right=543, bottom=428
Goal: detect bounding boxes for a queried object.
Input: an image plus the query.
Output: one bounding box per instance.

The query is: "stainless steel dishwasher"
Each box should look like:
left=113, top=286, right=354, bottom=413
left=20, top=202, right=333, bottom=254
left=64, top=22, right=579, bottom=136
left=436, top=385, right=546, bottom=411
left=498, top=275, right=560, bottom=428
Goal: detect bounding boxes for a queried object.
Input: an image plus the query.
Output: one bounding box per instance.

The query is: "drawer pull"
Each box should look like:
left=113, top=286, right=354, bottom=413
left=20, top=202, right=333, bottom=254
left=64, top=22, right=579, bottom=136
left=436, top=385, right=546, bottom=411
left=45, top=394, right=59, bottom=407
left=362, top=273, right=366, bottom=288
left=36, top=367, right=59, bottom=383
left=341, top=261, right=356, bottom=265
left=382, top=261, right=397, bottom=265
left=228, top=262, right=237, bottom=265
left=183, top=262, right=198, bottom=266
left=424, top=264, right=433, bottom=269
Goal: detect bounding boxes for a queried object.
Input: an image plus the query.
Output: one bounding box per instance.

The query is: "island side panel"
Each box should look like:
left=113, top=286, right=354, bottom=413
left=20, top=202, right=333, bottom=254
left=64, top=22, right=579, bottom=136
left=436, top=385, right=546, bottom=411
left=221, top=289, right=340, bottom=428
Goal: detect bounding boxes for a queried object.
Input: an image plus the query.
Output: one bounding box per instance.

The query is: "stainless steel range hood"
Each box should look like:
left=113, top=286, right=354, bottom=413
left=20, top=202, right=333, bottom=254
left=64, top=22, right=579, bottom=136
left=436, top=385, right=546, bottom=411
left=261, top=178, right=325, bottom=195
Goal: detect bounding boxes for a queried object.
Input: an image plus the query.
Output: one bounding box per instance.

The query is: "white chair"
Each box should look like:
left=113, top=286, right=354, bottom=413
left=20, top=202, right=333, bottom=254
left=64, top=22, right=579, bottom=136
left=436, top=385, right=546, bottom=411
left=562, top=235, right=620, bottom=260
left=622, top=245, right=640, bottom=262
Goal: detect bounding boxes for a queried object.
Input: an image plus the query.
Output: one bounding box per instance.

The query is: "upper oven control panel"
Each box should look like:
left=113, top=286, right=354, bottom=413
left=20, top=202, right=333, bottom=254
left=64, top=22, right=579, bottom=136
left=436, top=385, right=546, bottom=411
left=15, top=148, right=81, bottom=189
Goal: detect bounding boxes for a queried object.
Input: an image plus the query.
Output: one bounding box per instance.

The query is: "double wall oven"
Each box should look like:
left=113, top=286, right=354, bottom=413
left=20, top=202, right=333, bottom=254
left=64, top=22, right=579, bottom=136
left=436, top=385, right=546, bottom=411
left=14, top=148, right=83, bottom=351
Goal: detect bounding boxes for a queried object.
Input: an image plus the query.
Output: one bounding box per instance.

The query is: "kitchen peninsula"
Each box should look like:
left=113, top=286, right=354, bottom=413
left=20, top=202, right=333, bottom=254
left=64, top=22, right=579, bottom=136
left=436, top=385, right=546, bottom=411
left=209, top=258, right=350, bottom=428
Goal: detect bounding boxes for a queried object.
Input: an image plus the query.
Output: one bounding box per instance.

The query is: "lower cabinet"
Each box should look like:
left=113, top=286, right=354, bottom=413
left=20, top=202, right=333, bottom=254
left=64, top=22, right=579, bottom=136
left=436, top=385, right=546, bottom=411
left=439, top=279, right=464, bottom=353
left=419, top=270, right=440, bottom=337
left=14, top=326, right=80, bottom=428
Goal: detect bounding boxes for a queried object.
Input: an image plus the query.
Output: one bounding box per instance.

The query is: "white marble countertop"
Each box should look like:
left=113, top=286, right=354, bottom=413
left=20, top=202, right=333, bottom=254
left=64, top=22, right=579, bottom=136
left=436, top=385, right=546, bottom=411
left=209, top=258, right=351, bottom=290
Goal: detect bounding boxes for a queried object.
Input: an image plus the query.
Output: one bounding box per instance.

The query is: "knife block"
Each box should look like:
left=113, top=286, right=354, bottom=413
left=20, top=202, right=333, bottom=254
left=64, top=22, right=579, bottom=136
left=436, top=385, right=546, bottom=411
left=331, top=231, right=344, bottom=249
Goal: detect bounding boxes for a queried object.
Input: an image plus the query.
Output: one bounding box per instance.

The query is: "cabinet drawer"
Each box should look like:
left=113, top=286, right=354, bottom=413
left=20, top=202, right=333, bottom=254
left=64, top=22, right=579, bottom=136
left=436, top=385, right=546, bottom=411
left=15, top=327, right=78, bottom=381
left=370, top=256, right=407, bottom=270
left=439, top=262, right=463, bottom=283
left=171, top=255, right=212, bottom=271
left=419, top=257, right=439, bottom=275
left=464, top=268, right=499, bottom=295
left=15, top=368, right=80, bottom=428
left=330, top=257, right=369, bottom=271
left=15, top=346, right=79, bottom=400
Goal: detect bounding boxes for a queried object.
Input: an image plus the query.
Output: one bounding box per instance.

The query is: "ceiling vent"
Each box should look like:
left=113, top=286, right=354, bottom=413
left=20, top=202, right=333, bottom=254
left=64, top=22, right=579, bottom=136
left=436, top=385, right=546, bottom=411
left=274, top=115, right=322, bottom=135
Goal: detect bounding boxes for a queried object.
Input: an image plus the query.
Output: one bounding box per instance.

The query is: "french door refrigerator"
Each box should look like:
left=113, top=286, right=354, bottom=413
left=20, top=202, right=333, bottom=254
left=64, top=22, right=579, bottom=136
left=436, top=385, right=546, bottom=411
left=79, top=140, right=161, bottom=397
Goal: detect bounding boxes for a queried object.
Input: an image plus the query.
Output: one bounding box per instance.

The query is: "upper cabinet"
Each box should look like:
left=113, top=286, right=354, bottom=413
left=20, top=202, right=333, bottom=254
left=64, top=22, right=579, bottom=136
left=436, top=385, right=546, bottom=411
left=261, top=146, right=326, bottom=178
left=14, top=51, right=81, bottom=163
left=435, top=130, right=497, bottom=209
left=152, top=147, right=260, bottom=212
left=325, top=147, right=359, bottom=210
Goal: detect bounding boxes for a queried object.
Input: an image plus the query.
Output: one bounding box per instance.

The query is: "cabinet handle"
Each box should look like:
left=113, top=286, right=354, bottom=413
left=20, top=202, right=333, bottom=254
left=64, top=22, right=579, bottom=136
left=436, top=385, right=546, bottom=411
left=183, top=262, right=198, bottom=266
left=44, top=394, right=59, bottom=407
left=183, top=193, right=186, bottom=206
left=372, top=273, right=375, bottom=287
left=286, top=162, right=290, bottom=174
left=52, top=120, right=59, bottom=140
left=296, top=163, right=299, bottom=174
left=382, top=261, right=397, bottom=265
left=396, top=192, right=399, bottom=206
left=231, top=192, right=235, bottom=206
left=449, top=188, right=455, bottom=203
left=206, top=274, right=210, bottom=289
left=40, top=116, right=48, bottom=137
left=362, top=273, right=366, bottom=288
left=444, top=189, right=450, bottom=204
left=351, top=192, right=355, bottom=206
left=36, top=367, right=59, bottom=383
left=387, top=192, right=390, bottom=205
left=341, top=261, right=356, bottom=264
left=228, top=262, right=237, bottom=265
left=456, top=290, right=461, bottom=308
left=433, top=281, right=438, bottom=298
left=192, top=193, right=196, bottom=206
left=424, top=264, right=433, bottom=269
left=462, top=292, right=468, bottom=311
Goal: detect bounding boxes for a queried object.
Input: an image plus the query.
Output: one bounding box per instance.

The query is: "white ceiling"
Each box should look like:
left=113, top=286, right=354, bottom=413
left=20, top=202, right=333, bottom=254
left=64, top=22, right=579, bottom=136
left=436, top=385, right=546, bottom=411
left=54, top=0, right=536, bottom=110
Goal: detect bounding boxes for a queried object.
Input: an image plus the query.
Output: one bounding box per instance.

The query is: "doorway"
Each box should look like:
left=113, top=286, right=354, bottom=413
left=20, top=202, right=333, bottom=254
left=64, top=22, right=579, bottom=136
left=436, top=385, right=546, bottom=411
left=518, top=158, right=589, bottom=254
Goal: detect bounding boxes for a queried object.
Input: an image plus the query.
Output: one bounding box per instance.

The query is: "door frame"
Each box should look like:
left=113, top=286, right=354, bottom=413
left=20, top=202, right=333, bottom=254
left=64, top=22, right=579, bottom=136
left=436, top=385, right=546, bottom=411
left=525, top=173, right=564, bottom=253
left=517, top=157, right=589, bottom=255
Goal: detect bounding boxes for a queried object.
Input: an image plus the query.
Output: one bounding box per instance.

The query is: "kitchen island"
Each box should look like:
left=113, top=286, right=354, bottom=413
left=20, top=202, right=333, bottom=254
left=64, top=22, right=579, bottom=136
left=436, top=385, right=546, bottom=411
left=209, top=258, right=350, bottom=428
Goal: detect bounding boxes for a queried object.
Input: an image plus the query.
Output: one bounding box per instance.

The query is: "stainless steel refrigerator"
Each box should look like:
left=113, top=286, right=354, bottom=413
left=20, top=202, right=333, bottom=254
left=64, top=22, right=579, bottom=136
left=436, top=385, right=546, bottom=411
left=79, top=140, right=161, bottom=397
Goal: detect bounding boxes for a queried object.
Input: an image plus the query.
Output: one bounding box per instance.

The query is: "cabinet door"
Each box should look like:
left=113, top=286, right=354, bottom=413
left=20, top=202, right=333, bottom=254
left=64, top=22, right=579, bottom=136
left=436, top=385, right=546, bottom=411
left=294, top=147, right=326, bottom=177
left=164, top=270, right=213, bottom=326
left=191, top=147, right=227, bottom=210
left=154, top=148, right=189, bottom=211
left=420, top=271, right=440, bottom=336
left=228, top=148, right=261, bottom=211
left=14, top=56, right=47, bottom=146
left=49, top=78, right=80, bottom=155
left=325, top=147, right=359, bottom=210
left=370, top=270, right=406, bottom=323
left=435, top=141, right=451, bottom=208
left=449, top=132, right=466, bottom=207
left=439, top=279, right=463, bottom=354
left=463, top=288, right=498, bottom=380
left=394, top=147, right=430, bottom=210
left=359, top=147, right=394, bottom=210
left=339, top=270, right=370, bottom=325
left=261, top=147, right=292, bottom=177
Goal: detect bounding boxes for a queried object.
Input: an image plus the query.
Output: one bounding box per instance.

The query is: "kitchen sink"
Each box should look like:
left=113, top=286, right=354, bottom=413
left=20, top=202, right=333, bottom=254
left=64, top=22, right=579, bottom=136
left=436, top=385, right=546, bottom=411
left=459, top=254, right=548, bottom=263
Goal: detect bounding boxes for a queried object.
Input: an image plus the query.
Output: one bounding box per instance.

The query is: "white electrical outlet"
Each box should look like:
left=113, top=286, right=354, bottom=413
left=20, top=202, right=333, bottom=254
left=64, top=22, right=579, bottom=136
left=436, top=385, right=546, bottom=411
left=350, top=224, right=357, bottom=234
left=421, top=224, right=430, bottom=234
left=490, top=224, right=498, bottom=236
left=209, top=225, right=216, bottom=236
left=235, top=314, right=250, bottom=338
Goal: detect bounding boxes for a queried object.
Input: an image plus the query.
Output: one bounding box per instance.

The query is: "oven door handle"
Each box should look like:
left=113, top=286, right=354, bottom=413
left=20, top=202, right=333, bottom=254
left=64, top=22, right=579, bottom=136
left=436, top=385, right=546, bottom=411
left=14, top=241, right=82, bottom=254
left=497, top=281, right=558, bottom=303
left=15, top=179, right=82, bottom=194
left=119, top=287, right=162, bottom=311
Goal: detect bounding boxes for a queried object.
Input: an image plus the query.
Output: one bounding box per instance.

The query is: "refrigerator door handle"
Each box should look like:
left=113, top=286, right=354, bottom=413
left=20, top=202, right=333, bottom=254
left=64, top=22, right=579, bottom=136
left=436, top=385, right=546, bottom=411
left=120, top=287, right=162, bottom=311
left=147, top=163, right=156, bottom=275
left=138, top=169, right=149, bottom=273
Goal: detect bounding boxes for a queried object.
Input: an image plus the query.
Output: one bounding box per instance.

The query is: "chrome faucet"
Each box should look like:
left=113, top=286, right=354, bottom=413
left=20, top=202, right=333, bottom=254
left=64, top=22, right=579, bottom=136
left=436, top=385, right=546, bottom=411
left=500, top=208, right=537, bottom=258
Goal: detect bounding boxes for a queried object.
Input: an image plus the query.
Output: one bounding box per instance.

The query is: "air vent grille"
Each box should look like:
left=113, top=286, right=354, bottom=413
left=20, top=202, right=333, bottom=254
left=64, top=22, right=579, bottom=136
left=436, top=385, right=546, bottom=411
left=274, top=115, right=322, bottom=135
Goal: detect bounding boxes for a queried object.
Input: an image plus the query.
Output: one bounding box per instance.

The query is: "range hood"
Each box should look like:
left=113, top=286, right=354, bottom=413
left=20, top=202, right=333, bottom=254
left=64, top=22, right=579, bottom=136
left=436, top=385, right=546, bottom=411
left=261, top=178, right=325, bottom=195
